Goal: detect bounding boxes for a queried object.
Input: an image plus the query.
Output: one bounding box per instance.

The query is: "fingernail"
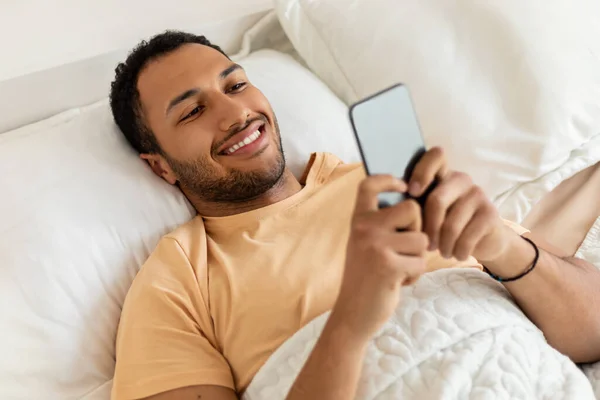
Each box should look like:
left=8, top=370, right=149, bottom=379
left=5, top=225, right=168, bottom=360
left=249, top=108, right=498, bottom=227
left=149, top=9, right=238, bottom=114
left=397, top=179, right=408, bottom=191
left=409, top=182, right=421, bottom=197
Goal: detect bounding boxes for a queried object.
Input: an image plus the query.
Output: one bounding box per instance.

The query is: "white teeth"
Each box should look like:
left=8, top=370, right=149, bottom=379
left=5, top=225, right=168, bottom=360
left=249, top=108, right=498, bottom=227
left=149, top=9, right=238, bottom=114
left=226, top=129, right=262, bottom=154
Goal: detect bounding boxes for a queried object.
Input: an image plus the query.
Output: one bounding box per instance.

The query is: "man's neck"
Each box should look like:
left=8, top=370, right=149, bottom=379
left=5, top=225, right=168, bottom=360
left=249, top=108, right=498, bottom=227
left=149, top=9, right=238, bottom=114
left=185, top=169, right=303, bottom=217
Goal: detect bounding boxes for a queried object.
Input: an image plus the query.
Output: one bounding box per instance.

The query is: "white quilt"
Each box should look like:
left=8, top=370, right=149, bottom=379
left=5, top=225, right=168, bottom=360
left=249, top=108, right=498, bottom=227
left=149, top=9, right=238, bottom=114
left=244, top=268, right=596, bottom=400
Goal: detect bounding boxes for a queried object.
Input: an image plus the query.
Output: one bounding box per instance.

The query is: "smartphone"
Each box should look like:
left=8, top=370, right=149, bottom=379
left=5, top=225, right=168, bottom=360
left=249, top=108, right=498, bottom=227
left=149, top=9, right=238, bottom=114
left=349, top=83, right=430, bottom=208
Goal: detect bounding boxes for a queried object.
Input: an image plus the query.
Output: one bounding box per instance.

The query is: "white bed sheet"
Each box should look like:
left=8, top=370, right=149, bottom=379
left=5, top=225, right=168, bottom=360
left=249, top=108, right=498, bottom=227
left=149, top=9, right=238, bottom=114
left=245, top=268, right=598, bottom=399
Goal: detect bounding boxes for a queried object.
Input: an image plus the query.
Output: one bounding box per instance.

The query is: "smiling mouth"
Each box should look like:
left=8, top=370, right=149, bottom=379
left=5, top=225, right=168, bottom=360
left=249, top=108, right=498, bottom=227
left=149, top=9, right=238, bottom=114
left=219, top=124, right=266, bottom=156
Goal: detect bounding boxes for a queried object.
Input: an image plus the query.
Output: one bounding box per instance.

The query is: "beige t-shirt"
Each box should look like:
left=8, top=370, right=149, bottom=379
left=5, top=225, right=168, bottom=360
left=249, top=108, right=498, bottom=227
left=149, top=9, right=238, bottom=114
left=112, top=153, right=527, bottom=399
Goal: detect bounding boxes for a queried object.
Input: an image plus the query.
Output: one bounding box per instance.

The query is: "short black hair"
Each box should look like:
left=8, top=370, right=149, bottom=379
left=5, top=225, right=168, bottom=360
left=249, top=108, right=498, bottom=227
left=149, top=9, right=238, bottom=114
left=109, top=31, right=229, bottom=154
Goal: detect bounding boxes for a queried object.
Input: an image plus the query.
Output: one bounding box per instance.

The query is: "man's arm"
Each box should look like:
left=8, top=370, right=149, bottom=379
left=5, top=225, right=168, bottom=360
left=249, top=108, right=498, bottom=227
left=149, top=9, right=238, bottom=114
left=482, top=228, right=600, bottom=363
left=406, top=146, right=600, bottom=364
left=285, top=313, right=369, bottom=399
left=285, top=176, right=428, bottom=399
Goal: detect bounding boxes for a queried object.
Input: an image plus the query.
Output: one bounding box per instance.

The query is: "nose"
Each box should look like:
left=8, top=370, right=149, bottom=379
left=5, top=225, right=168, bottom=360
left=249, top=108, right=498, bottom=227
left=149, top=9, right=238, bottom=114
left=216, top=94, right=251, bottom=132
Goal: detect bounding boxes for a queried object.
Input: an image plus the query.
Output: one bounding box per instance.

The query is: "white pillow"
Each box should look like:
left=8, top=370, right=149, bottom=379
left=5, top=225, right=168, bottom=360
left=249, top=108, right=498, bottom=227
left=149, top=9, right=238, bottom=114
left=276, top=0, right=600, bottom=199
left=0, top=49, right=359, bottom=399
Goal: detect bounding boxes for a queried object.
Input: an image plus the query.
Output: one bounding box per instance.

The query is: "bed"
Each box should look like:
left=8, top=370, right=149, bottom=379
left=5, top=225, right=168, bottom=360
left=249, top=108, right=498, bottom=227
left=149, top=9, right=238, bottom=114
left=1, top=1, right=598, bottom=399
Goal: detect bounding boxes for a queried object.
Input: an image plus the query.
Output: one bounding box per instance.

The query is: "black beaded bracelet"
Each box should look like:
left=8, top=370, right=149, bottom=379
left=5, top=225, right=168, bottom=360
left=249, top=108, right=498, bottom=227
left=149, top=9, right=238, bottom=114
left=483, top=237, right=540, bottom=283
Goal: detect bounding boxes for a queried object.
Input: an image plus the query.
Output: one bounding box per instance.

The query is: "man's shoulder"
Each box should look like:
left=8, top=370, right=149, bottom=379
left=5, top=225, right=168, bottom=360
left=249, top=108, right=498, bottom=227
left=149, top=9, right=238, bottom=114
left=162, top=215, right=206, bottom=250
left=129, top=216, right=207, bottom=294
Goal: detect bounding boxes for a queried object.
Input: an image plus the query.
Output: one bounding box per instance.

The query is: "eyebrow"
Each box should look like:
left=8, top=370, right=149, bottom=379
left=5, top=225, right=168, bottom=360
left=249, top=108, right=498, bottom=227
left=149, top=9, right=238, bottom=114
left=219, top=63, right=243, bottom=79
left=166, top=88, right=199, bottom=116
left=165, top=63, right=244, bottom=116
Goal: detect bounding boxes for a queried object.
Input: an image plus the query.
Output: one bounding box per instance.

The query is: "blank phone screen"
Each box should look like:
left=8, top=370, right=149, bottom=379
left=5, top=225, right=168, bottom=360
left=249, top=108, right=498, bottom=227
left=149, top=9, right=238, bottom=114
left=350, top=84, right=425, bottom=206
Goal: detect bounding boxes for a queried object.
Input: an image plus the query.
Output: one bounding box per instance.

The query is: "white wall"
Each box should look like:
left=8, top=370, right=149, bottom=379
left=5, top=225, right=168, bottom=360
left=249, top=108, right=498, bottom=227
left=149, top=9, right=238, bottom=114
left=0, top=0, right=272, bottom=81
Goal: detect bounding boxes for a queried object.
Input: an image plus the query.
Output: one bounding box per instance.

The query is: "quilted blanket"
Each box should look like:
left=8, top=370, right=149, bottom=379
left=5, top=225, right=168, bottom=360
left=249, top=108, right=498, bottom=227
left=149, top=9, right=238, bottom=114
left=244, top=268, right=596, bottom=400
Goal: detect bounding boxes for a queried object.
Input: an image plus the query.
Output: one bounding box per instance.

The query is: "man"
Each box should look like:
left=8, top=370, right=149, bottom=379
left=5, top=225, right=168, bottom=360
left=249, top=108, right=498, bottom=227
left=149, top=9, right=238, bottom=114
left=109, top=31, right=600, bottom=400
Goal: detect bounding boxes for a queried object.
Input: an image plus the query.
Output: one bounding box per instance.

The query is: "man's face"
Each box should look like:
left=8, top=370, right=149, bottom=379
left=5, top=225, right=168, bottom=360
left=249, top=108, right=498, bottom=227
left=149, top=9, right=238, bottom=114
left=136, top=43, right=285, bottom=203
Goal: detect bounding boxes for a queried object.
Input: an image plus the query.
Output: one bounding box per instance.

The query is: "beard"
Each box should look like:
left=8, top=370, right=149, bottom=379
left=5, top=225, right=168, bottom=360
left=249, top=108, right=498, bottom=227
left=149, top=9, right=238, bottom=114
left=164, top=118, right=286, bottom=203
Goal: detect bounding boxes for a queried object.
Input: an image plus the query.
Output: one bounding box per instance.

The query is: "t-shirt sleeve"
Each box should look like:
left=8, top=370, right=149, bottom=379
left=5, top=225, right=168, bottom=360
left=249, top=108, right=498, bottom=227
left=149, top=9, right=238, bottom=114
left=111, top=237, right=234, bottom=400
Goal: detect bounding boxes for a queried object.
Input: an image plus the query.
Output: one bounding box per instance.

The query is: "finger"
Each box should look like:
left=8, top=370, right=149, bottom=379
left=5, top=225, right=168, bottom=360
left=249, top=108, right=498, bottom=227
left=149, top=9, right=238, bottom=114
left=355, top=175, right=407, bottom=213
left=423, top=171, right=473, bottom=251
left=438, top=186, right=483, bottom=258
left=409, top=147, right=448, bottom=197
left=383, top=250, right=427, bottom=285
left=383, top=231, right=429, bottom=256
left=375, top=199, right=423, bottom=232
left=453, top=203, right=497, bottom=261
left=392, top=253, right=427, bottom=286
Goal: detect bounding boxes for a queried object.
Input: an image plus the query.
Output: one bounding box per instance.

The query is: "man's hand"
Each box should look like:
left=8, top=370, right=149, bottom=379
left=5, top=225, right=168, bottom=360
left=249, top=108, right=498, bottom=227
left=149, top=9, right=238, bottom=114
left=332, top=175, right=429, bottom=341
left=407, top=147, right=510, bottom=263
left=287, top=175, right=429, bottom=399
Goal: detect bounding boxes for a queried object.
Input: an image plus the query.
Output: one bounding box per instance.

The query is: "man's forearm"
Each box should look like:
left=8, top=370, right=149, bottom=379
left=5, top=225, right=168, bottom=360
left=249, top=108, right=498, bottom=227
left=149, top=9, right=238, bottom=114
left=483, top=229, right=600, bottom=363
left=286, top=312, right=368, bottom=400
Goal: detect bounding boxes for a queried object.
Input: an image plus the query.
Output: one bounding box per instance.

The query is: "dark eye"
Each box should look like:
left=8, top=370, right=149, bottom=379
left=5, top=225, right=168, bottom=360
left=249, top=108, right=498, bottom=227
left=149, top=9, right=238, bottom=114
left=180, top=106, right=202, bottom=122
left=229, top=82, right=247, bottom=93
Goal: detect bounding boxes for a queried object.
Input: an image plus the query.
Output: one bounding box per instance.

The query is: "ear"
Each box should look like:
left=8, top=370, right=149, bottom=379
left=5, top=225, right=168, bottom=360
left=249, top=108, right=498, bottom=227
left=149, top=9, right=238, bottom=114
left=140, top=153, right=178, bottom=185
